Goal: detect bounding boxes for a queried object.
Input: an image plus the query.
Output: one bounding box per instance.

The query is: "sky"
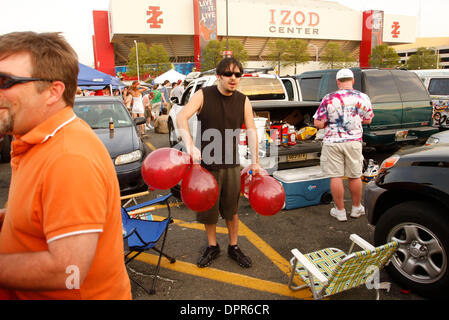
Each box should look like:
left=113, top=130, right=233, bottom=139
left=1, top=0, right=448, bottom=67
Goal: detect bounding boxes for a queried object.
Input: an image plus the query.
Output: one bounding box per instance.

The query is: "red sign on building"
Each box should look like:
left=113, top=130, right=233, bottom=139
left=147, top=6, right=164, bottom=29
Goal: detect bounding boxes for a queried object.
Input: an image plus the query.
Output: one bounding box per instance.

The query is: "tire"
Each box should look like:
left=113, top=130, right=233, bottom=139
left=320, top=191, right=332, bottom=204
left=374, top=200, right=449, bottom=299
left=168, top=119, right=176, bottom=147
left=1, top=135, right=11, bottom=163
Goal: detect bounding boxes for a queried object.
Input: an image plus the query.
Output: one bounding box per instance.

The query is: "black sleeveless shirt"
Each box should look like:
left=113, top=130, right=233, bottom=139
left=197, top=85, right=246, bottom=171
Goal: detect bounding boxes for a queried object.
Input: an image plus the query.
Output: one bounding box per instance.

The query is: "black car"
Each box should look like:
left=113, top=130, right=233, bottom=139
left=74, top=96, right=150, bottom=195
left=0, top=134, right=11, bottom=163
left=364, top=143, right=449, bottom=299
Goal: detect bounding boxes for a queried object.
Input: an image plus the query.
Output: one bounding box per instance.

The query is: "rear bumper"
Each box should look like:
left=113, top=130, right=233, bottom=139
left=364, top=126, right=439, bottom=147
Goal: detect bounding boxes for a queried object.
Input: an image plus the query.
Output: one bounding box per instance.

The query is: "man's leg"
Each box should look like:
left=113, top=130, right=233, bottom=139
left=330, top=177, right=345, bottom=210
left=225, top=214, right=239, bottom=246
left=205, top=224, right=218, bottom=246
left=348, top=177, right=362, bottom=207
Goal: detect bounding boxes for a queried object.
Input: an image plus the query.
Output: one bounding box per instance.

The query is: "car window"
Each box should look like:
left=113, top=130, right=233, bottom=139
left=299, top=77, right=321, bottom=101
left=282, top=79, right=295, bottom=101
left=180, top=85, right=194, bottom=105
left=211, top=77, right=286, bottom=100
left=428, top=78, right=449, bottom=95
left=392, top=71, right=430, bottom=101
left=364, top=70, right=401, bottom=103
left=73, top=101, right=133, bottom=129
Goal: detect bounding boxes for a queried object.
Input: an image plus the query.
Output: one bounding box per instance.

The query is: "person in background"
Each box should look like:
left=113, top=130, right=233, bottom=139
left=0, top=31, right=131, bottom=300
left=130, top=80, right=147, bottom=136
left=76, top=87, right=83, bottom=97
left=160, top=80, right=171, bottom=112
left=170, top=79, right=184, bottom=103
left=151, top=84, right=163, bottom=120
left=123, top=86, right=132, bottom=113
left=154, top=107, right=169, bottom=134
left=313, top=68, right=374, bottom=222
left=177, top=57, right=261, bottom=269
left=143, top=91, right=155, bottom=131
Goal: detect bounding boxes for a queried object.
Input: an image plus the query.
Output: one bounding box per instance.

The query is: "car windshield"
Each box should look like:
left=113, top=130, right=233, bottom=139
left=73, top=101, right=133, bottom=129
left=213, top=77, right=286, bottom=100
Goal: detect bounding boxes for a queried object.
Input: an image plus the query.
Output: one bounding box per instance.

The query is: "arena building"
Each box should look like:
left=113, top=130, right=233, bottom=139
left=393, top=37, right=449, bottom=69
left=92, top=0, right=417, bottom=77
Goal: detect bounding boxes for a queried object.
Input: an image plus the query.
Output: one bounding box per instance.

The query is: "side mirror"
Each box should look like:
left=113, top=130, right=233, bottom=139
left=170, top=96, right=179, bottom=105
left=134, top=117, right=146, bottom=126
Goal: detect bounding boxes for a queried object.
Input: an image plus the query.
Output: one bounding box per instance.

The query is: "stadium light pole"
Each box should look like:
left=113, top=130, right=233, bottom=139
left=226, top=0, right=229, bottom=51
left=134, top=40, right=140, bottom=82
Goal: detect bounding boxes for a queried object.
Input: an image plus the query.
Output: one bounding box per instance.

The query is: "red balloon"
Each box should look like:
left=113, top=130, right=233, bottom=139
left=240, top=166, right=269, bottom=198
left=181, top=164, right=219, bottom=212
left=141, top=147, right=191, bottom=190
left=248, top=174, right=285, bottom=216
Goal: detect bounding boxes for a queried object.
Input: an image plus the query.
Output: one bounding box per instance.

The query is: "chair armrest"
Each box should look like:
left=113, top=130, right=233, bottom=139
left=349, top=234, right=375, bottom=251
left=126, top=193, right=172, bottom=211
left=291, top=249, right=328, bottom=285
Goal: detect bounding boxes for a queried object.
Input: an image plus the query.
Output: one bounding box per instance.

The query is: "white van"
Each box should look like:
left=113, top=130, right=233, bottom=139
left=411, top=69, right=449, bottom=129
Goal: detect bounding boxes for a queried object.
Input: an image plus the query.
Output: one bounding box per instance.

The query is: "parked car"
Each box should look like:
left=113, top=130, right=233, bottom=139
left=74, top=96, right=150, bottom=195
left=0, top=134, right=11, bottom=163
left=364, top=143, right=449, bottom=298
left=426, top=129, right=449, bottom=145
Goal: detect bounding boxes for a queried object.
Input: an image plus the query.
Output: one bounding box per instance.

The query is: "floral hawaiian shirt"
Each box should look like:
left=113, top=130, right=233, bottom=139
left=313, top=89, right=374, bottom=143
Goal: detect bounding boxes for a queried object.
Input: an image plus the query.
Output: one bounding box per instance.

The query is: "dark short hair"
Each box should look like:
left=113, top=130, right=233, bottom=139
left=161, top=108, right=167, bottom=114
left=216, top=57, right=243, bottom=76
left=0, top=31, right=79, bottom=106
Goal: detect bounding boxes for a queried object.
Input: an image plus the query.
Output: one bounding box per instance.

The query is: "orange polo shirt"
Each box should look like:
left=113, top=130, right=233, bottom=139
left=0, top=107, right=131, bottom=300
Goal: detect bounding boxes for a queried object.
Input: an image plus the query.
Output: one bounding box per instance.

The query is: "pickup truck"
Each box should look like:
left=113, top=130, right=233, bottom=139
left=167, top=70, right=322, bottom=173
left=411, top=69, right=449, bottom=129
left=290, top=68, right=439, bottom=149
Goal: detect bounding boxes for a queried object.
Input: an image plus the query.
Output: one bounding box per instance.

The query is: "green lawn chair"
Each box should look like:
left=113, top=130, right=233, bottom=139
left=288, top=234, right=398, bottom=300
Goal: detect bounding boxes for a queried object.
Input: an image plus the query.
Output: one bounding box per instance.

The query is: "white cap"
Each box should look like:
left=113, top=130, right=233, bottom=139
left=336, top=68, right=354, bottom=80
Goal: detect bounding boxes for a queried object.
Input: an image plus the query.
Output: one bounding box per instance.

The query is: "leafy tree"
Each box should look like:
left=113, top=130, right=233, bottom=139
left=267, top=39, right=290, bottom=75
left=320, top=42, right=355, bottom=69
left=201, top=39, right=248, bottom=71
left=369, top=44, right=401, bottom=68
left=147, top=44, right=171, bottom=77
left=406, top=47, right=440, bottom=70
left=284, top=39, right=310, bottom=74
left=127, top=42, right=151, bottom=77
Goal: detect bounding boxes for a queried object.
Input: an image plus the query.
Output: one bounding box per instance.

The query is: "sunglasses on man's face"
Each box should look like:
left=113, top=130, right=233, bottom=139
left=0, top=72, right=56, bottom=89
left=221, top=71, right=242, bottom=78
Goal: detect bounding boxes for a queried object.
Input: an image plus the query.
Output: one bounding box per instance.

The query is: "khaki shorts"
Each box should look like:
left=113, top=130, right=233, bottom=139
left=320, top=141, right=363, bottom=178
left=196, top=166, right=241, bottom=225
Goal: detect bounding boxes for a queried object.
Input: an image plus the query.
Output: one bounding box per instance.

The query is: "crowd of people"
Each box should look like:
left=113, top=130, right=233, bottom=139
left=75, top=78, right=186, bottom=136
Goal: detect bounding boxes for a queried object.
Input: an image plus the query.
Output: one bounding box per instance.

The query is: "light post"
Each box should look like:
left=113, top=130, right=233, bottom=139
left=134, top=40, right=140, bottom=82
left=309, top=44, right=318, bottom=62
left=226, top=0, right=229, bottom=51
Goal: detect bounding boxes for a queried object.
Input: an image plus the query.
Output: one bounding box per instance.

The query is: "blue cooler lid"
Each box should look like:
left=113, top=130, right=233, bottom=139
left=273, top=166, right=327, bottom=183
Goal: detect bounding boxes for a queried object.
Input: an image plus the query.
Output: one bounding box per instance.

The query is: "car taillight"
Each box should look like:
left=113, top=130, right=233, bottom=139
left=379, top=155, right=400, bottom=174
left=242, top=73, right=259, bottom=77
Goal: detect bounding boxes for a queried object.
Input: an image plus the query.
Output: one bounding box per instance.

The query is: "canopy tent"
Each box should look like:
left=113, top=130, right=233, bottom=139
left=153, top=69, right=186, bottom=85
left=77, top=63, right=124, bottom=90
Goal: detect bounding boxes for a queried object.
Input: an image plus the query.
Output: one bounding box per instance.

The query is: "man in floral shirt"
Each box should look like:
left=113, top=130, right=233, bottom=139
left=313, top=69, right=374, bottom=222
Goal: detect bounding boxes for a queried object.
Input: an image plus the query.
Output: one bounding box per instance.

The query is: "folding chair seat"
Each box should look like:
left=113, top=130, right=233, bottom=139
left=288, top=234, right=398, bottom=300
left=121, top=193, right=176, bottom=295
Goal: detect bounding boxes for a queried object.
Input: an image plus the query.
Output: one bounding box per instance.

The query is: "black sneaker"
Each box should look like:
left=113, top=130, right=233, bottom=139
left=228, top=245, right=252, bottom=268
left=197, top=244, right=220, bottom=268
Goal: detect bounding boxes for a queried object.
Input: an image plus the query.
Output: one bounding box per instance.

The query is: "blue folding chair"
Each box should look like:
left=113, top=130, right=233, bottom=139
left=122, top=193, right=176, bottom=295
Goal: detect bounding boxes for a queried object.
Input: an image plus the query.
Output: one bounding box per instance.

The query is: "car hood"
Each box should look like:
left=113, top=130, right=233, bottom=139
left=398, top=143, right=449, bottom=163
left=94, top=127, right=138, bottom=159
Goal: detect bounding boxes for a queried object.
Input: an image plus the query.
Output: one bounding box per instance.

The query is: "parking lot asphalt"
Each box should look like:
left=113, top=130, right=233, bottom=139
left=0, top=130, right=426, bottom=306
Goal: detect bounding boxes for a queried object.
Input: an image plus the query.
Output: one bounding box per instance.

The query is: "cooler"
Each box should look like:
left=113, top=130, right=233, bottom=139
left=273, top=166, right=331, bottom=210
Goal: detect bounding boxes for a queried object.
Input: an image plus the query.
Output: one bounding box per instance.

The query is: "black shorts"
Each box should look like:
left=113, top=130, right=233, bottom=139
left=196, top=166, right=241, bottom=225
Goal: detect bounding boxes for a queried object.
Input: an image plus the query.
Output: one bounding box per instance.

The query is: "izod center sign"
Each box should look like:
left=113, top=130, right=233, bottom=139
left=268, top=9, right=320, bottom=36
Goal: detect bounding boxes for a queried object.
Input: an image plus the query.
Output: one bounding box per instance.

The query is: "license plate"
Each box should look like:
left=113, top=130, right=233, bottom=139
left=287, top=153, right=307, bottom=162
left=395, top=130, right=409, bottom=141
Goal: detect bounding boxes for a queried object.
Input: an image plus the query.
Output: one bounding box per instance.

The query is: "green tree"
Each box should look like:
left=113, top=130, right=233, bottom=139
left=369, top=44, right=401, bottom=68
left=127, top=42, right=151, bottom=77
left=147, top=44, right=171, bottom=77
left=406, top=47, right=440, bottom=70
left=284, top=39, right=310, bottom=74
left=201, top=39, right=248, bottom=71
left=267, top=39, right=290, bottom=75
left=320, top=42, right=355, bottom=69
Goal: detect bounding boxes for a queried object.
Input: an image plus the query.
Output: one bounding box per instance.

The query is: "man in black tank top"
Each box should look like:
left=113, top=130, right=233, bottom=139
left=177, top=57, right=261, bottom=268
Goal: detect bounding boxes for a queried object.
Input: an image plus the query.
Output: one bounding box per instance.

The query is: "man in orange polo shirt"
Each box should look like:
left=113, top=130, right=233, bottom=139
left=0, top=32, right=131, bottom=299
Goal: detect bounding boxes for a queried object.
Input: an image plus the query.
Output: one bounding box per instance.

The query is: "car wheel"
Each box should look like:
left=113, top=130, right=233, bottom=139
left=374, top=200, right=449, bottom=298
left=1, top=135, right=11, bottom=163
left=168, top=119, right=177, bottom=147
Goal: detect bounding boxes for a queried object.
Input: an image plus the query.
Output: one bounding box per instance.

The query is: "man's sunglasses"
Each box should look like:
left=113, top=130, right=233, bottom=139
left=221, top=71, right=242, bottom=78
left=0, top=72, right=56, bottom=89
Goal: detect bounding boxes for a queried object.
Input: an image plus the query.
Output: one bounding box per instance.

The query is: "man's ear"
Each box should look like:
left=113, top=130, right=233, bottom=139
left=46, top=81, right=66, bottom=105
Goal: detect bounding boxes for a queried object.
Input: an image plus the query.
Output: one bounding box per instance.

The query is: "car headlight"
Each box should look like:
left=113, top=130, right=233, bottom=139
left=115, top=150, right=142, bottom=165
left=379, top=155, right=400, bottom=174
left=425, top=136, right=439, bottom=145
